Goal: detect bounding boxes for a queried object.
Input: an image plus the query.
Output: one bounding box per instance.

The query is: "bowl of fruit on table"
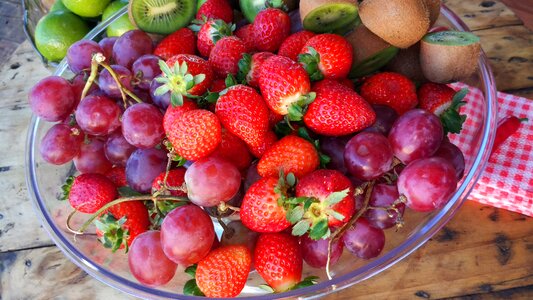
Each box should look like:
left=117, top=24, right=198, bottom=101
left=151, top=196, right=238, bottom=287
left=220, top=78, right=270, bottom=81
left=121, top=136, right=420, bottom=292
left=26, top=0, right=497, bottom=298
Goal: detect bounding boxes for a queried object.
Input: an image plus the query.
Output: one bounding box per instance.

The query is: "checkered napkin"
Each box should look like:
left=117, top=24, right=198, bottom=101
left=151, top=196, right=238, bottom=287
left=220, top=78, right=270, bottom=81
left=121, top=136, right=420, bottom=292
left=448, top=82, right=533, bottom=217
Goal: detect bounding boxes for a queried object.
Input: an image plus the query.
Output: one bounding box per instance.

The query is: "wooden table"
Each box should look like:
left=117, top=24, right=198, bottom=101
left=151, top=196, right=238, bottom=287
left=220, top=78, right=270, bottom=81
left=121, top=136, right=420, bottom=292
left=0, top=1, right=532, bottom=299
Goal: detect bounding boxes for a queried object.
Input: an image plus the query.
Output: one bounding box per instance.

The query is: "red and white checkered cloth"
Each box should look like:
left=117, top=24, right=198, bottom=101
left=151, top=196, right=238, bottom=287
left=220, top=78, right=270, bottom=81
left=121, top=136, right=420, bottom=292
left=449, top=82, right=533, bottom=217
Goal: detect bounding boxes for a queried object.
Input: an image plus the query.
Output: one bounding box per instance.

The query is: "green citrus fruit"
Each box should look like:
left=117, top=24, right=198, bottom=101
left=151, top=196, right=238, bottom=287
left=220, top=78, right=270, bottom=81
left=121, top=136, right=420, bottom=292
left=62, top=0, right=111, bottom=17
left=50, top=0, right=70, bottom=12
left=102, top=0, right=136, bottom=37
left=35, top=10, right=90, bottom=62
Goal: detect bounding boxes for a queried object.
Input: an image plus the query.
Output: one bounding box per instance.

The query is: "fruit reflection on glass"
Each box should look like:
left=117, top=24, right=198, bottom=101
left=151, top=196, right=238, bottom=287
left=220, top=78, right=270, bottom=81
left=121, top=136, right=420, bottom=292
left=28, top=0, right=483, bottom=297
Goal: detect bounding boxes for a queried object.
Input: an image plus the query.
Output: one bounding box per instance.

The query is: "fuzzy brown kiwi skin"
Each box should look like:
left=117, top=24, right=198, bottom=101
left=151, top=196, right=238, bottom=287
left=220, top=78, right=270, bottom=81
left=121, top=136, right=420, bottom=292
left=423, top=0, right=441, bottom=27
left=386, top=43, right=428, bottom=83
left=346, top=24, right=390, bottom=64
left=299, top=0, right=358, bottom=29
left=359, top=0, right=430, bottom=49
left=420, top=40, right=481, bottom=83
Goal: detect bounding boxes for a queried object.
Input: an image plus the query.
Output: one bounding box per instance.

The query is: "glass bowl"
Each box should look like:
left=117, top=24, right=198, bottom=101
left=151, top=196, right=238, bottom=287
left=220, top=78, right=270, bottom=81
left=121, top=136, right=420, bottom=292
left=25, top=5, right=498, bottom=299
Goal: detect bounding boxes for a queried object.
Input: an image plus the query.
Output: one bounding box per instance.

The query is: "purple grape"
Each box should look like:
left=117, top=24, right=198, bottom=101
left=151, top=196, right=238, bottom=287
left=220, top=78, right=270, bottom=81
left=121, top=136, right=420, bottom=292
left=434, top=140, right=465, bottom=180
left=74, top=138, right=113, bottom=174
left=67, top=40, right=103, bottom=74
left=104, top=131, right=136, bottom=166
left=244, top=162, right=261, bottom=192
left=300, top=234, right=343, bottom=268
left=70, top=73, right=97, bottom=108
left=75, top=95, right=122, bottom=136
left=150, top=76, right=171, bottom=110
left=344, top=132, right=393, bottom=180
left=363, top=104, right=398, bottom=135
left=343, top=218, right=385, bottom=259
left=132, top=55, right=160, bottom=90
left=98, top=65, right=133, bottom=99
left=365, top=184, right=405, bottom=229
left=388, top=109, right=443, bottom=164
left=122, top=103, right=164, bottom=149
left=40, top=124, right=84, bottom=165
left=126, top=148, right=167, bottom=193
left=112, top=30, right=153, bottom=69
left=29, top=76, right=76, bottom=122
left=99, top=37, right=117, bottom=63
left=320, top=135, right=352, bottom=174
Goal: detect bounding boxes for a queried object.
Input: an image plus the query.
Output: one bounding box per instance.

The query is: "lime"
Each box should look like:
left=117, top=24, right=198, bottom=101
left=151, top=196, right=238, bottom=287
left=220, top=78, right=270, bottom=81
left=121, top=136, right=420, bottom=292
left=102, top=0, right=137, bottom=37
left=62, top=0, right=111, bottom=18
left=35, top=10, right=90, bottom=62
left=50, top=0, right=70, bottom=12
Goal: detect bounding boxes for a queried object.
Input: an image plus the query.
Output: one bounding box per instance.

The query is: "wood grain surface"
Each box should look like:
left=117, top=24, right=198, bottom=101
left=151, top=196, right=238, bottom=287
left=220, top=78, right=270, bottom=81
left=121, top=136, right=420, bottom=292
left=0, top=0, right=532, bottom=299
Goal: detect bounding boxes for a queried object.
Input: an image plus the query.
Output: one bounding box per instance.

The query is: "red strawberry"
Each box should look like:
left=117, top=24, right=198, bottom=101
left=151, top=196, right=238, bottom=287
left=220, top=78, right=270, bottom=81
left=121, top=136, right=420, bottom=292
left=278, top=30, right=315, bottom=61
left=248, top=130, right=278, bottom=158
left=105, top=166, right=127, bottom=187
left=234, top=24, right=256, bottom=52
left=418, top=83, right=468, bottom=134
left=164, top=109, right=222, bottom=161
left=257, top=135, right=319, bottom=178
left=209, top=36, right=248, bottom=77
left=337, top=77, right=355, bottom=90
left=254, top=233, right=303, bottom=292
left=64, top=173, right=117, bottom=214
left=304, top=79, right=376, bottom=136
left=240, top=177, right=291, bottom=232
left=165, top=54, right=214, bottom=97
left=296, top=169, right=355, bottom=230
left=360, top=72, right=418, bottom=115
left=238, top=52, right=274, bottom=88
left=212, top=129, right=253, bottom=171
left=298, top=33, right=353, bottom=80
left=258, top=55, right=312, bottom=116
left=209, top=78, right=227, bottom=93
left=197, top=19, right=235, bottom=58
left=154, top=28, right=196, bottom=60
left=252, top=8, right=291, bottom=52
left=151, top=168, right=187, bottom=197
left=196, top=0, right=233, bottom=23
left=163, top=98, right=198, bottom=124
left=196, top=245, right=252, bottom=297
left=215, top=84, right=270, bottom=147
left=268, top=111, right=284, bottom=128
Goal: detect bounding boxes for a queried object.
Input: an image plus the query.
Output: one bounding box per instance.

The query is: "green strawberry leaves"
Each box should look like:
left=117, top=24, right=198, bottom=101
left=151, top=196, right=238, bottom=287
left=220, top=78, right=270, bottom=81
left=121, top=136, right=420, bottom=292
left=440, top=87, right=468, bottom=134
left=236, top=53, right=252, bottom=84
left=298, top=47, right=324, bottom=81
left=183, top=264, right=205, bottom=296
left=297, top=127, right=331, bottom=168
left=156, top=60, right=205, bottom=107
left=291, top=276, right=320, bottom=290
left=60, top=176, right=75, bottom=201
left=94, top=212, right=129, bottom=253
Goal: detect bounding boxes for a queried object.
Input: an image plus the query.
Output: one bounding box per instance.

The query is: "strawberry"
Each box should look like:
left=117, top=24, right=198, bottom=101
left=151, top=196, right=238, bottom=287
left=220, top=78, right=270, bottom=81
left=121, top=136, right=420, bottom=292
left=196, top=0, right=233, bottom=23
left=418, top=83, right=468, bottom=134
left=304, top=79, right=376, bottom=136
left=240, top=177, right=291, bottom=232
left=209, top=78, right=227, bottom=93
left=105, top=166, right=127, bottom=187
left=298, top=33, right=353, bottom=80
left=257, top=135, right=319, bottom=178
left=209, top=36, right=249, bottom=78
left=360, top=72, right=418, bottom=115
left=252, top=8, right=291, bottom=52
left=215, top=84, right=270, bottom=147
left=63, top=173, right=117, bottom=214
left=154, top=28, right=196, bottom=61
left=196, top=245, right=252, bottom=297
left=278, top=30, right=315, bottom=61
left=237, top=52, right=274, bottom=88
left=212, top=129, right=253, bottom=171
left=258, top=55, right=313, bottom=116
left=196, top=19, right=235, bottom=58
left=268, top=111, right=284, bottom=128
left=165, top=54, right=214, bottom=96
left=254, top=233, right=303, bottom=292
left=248, top=130, right=278, bottom=158
left=234, top=24, right=256, bottom=52
left=337, top=77, right=355, bottom=90
left=163, top=98, right=198, bottom=124
left=164, top=109, right=222, bottom=161
left=293, top=169, right=355, bottom=239
left=151, top=168, right=187, bottom=197
left=95, top=201, right=150, bottom=251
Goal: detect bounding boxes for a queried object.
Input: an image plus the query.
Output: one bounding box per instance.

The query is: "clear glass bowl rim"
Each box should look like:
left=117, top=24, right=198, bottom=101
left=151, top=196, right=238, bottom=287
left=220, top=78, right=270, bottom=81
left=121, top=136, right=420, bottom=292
left=25, top=5, right=498, bottom=299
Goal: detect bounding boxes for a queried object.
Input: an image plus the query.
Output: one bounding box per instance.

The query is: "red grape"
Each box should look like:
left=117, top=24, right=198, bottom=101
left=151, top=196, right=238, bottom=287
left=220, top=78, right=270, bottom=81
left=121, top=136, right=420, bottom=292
left=205, top=185, right=244, bottom=218
left=74, top=138, right=113, bottom=174
left=389, top=109, right=443, bottom=164
left=67, top=40, right=103, bottom=74
left=363, top=104, right=398, bottom=135
left=29, top=76, right=76, bottom=122
left=75, top=95, right=122, bottom=136
left=244, top=162, right=261, bottom=192
left=342, top=218, right=385, bottom=259
left=40, top=124, right=84, bottom=165
left=104, top=131, right=136, bottom=166
left=365, top=184, right=405, bottom=229
left=397, top=157, right=457, bottom=212
left=98, top=37, right=117, bottom=63
left=434, top=140, right=465, bottom=180
left=98, top=65, right=133, bottom=99
left=128, top=231, right=177, bottom=287
left=132, top=55, right=160, bottom=90
left=184, top=156, right=241, bottom=207
left=300, top=234, right=343, bottom=268
left=160, top=205, right=215, bottom=265
left=344, top=132, right=393, bottom=180
left=149, top=77, right=171, bottom=110
left=71, top=73, right=97, bottom=108
left=112, top=30, right=153, bottom=69
left=125, top=148, right=167, bottom=193
left=320, top=135, right=352, bottom=174
left=121, top=103, right=164, bottom=149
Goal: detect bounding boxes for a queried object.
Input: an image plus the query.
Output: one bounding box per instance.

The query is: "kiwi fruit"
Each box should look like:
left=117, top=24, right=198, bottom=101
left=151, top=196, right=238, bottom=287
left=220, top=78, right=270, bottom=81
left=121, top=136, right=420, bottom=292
left=423, top=0, right=441, bottom=27
left=345, top=24, right=399, bottom=78
left=300, top=0, right=359, bottom=34
left=420, top=31, right=481, bottom=83
left=386, top=43, right=427, bottom=83
left=129, top=0, right=196, bottom=35
left=240, top=0, right=299, bottom=23
left=359, top=0, right=430, bottom=49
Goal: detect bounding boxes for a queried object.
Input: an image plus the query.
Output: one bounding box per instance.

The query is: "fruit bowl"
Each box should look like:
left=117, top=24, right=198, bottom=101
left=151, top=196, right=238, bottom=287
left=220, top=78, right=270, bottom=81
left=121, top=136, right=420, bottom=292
left=25, top=4, right=497, bottom=299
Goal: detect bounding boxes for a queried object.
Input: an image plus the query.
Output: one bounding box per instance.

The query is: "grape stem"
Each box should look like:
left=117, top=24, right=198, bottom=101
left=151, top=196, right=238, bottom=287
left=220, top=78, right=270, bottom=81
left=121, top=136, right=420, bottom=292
left=80, top=56, right=100, bottom=101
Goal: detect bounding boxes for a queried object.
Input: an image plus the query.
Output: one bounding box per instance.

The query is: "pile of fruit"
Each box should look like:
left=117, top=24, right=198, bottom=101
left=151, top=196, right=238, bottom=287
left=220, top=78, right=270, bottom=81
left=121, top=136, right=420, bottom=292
left=28, top=0, right=481, bottom=297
